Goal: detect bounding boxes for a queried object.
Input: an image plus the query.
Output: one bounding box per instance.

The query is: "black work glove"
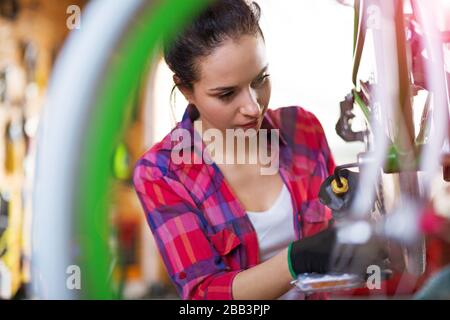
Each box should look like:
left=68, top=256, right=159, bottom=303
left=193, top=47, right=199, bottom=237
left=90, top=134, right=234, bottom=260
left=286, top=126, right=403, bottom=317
left=288, top=226, right=390, bottom=279
left=288, top=227, right=337, bottom=277
left=329, top=231, right=390, bottom=279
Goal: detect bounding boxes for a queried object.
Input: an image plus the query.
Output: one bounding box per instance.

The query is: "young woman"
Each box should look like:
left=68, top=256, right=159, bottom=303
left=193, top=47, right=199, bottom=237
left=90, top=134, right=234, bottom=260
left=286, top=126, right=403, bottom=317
left=134, top=0, right=385, bottom=300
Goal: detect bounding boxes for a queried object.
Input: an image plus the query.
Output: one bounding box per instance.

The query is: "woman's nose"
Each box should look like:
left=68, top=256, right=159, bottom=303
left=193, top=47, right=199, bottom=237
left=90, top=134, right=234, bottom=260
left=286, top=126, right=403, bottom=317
left=240, top=89, right=261, bottom=117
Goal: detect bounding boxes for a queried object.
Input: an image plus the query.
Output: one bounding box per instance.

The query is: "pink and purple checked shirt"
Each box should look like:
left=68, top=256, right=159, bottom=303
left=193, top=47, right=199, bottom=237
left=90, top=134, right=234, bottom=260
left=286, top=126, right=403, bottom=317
left=133, top=104, right=336, bottom=300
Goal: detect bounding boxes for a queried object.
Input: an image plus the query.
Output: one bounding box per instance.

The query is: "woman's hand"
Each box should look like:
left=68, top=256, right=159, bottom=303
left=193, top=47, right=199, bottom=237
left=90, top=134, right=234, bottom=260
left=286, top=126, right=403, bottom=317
left=288, top=226, right=389, bottom=278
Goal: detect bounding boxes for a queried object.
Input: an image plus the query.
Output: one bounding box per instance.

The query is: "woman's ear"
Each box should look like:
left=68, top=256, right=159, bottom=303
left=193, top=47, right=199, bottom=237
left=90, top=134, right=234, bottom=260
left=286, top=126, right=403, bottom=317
left=173, top=75, right=195, bottom=104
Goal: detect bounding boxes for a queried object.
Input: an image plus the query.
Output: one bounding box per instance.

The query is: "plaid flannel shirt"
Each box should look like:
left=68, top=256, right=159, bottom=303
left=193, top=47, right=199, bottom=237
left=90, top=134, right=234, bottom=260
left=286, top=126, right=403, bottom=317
left=133, top=104, right=335, bottom=300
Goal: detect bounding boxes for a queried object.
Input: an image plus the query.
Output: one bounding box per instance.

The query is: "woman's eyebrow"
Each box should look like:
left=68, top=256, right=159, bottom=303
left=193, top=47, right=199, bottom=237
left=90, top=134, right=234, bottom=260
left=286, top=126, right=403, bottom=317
left=209, top=85, right=236, bottom=93
left=208, top=64, right=269, bottom=93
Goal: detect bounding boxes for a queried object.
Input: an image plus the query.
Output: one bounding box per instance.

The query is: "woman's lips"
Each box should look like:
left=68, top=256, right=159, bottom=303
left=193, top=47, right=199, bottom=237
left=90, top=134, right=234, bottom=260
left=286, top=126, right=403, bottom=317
left=239, top=119, right=259, bottom=129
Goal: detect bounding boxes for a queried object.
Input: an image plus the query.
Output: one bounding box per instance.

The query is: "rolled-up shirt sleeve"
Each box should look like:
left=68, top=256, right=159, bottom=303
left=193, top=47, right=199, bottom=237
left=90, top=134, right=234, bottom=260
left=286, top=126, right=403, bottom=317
left=133, top=160, right=241, bottom=300
left=294, top=107, right=336, bottom=228
left=311, top=113, right=336, bottom=176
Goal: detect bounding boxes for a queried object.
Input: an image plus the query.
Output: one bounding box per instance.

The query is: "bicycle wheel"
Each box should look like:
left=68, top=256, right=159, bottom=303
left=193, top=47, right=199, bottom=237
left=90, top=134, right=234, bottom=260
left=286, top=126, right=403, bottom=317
left=350, top=0, right=449, bottom=281
left=32, top=0, right=210, bottom=299
left=349, top=0, right=435, bottom=279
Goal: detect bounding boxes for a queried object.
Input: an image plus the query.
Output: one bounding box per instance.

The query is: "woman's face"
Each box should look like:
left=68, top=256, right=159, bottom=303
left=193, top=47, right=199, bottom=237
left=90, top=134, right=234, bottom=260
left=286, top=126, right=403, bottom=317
left=184, top=34, right=271, bottom=133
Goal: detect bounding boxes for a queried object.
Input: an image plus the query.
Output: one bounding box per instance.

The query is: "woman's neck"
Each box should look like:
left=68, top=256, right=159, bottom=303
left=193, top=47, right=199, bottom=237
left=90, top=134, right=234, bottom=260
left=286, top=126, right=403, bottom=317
left=193, top=118, right=262, bottom=166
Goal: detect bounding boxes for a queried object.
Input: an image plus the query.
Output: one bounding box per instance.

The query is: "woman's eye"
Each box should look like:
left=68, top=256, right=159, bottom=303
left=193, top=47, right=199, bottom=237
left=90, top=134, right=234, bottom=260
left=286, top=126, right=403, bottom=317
left=218, top=91, right=234, bottom=100
left=253, top=74, right=270, bottom=87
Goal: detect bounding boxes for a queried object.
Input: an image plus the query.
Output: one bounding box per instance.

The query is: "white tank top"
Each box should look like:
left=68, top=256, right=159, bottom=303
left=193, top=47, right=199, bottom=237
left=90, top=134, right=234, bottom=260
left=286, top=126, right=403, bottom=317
left=247, top=182, right=305, bottom=300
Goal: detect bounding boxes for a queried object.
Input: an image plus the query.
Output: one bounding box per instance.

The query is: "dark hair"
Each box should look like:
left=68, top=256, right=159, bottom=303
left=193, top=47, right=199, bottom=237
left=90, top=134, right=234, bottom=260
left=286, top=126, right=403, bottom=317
left=164, top=0, right=263, bottom=90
